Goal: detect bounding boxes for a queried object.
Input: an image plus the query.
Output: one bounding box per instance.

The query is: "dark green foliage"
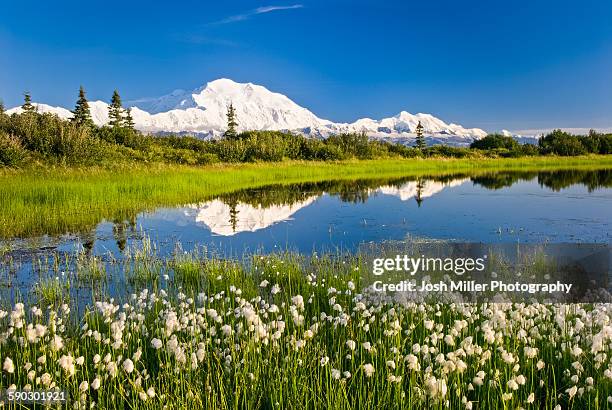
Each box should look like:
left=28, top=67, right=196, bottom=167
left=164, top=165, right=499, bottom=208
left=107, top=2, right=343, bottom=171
left=95, top=126, right=150, bottom=150
left=108, top=90, right=124, bottom=128
left=0, top=131, right=28, bottom=166
left=124, top=108, right=135, bottom=130
left=582, top=130, right=612, bottom=155
left=414, top=121, right=426, bottom=150
left=424, top=145, right=475, bottom=158
left=326, top=132, right=374, bottom=159
left=517, top=143, right=540, bottom=156
left=0, top=100, right=5, bottom=115
left=217, top=138, right=249, bottom=162
left=22, top=92, right=35, bottom=113
left=224, top=103, right=238, bottom=140
left=0, top=112, right=109, bottom=165
left=471, top=134, right=520, bottom=150
left=72, top=86, right=94, bottom=127
left=539, top=129, right=587, bottom=156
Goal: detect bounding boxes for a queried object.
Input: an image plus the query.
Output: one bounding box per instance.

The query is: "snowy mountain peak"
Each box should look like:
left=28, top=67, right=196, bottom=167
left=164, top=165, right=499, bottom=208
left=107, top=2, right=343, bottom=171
left=7, top=78, right=488, bottom=143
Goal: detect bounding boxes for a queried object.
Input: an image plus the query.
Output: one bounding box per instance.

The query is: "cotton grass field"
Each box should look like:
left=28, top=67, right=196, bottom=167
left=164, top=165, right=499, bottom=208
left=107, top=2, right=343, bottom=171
left=1, top=243, right=611, bottom=409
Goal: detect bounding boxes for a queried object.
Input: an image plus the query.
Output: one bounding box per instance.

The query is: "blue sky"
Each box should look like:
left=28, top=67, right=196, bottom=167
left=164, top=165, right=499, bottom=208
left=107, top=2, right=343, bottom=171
left=1, top=0, right=611, bottom=131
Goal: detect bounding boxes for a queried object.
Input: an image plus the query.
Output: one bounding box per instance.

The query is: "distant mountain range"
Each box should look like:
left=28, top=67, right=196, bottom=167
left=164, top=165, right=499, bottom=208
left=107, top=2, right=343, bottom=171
left=7, top=78, right=489, bottom=144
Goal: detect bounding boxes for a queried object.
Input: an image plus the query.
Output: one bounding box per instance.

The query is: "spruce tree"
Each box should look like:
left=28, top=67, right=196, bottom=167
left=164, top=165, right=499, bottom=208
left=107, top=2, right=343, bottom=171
left=22, top=92, right=36, bottom=113
left=224, top=102, right=238, bottom=139
left=414, top=121, right=426, bottom=150
left=0, top=99, right=5, bottom=115
left=108, top=90, right=124, bottom=128
left=124, top=107, right=135, bottom=130
left=72, top=86, right=94, bottom=127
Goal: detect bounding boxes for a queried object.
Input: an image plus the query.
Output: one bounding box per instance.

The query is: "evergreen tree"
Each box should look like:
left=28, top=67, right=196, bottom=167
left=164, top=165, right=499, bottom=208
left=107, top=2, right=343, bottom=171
left=124, top=107, right=135, bottom=130
left=108, top=90, right=125, bottom=128
left=224, top=102, right=238, bottom=139
left=72, top=86, right=94, bottom=127
left=414, top=121, right=425, bottom=150
left=22, top=92, right=36, bottom=113
left=0, top=99, right=5, bottom=115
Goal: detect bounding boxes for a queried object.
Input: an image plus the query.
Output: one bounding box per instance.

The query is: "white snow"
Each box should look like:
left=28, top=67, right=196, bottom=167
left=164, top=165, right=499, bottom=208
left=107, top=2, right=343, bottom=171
left=6, top=78, right=487, bottom=140
left=377, top=179, right=468, bottom=201
left=187, top=196, right=318, bottom=236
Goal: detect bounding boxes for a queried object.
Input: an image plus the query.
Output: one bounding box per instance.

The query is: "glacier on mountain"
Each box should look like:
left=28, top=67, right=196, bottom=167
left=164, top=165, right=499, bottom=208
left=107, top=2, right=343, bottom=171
left=6, top=78, right=488, bottom=143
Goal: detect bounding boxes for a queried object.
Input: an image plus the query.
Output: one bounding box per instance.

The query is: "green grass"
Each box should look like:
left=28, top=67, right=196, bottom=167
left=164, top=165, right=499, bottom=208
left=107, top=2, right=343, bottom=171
left=1, top=156, right=611, bottom=238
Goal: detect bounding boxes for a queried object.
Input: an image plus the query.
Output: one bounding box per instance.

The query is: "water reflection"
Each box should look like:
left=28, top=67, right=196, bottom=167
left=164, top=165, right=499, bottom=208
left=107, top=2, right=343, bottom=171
left=177, top=169, right=611, bottom=237
left=5, top=169, right=611, bottom=255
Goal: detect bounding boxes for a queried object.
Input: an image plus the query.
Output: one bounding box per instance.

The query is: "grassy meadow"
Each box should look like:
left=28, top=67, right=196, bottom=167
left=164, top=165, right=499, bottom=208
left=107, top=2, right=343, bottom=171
left=1, top=155, right=612, bottom=239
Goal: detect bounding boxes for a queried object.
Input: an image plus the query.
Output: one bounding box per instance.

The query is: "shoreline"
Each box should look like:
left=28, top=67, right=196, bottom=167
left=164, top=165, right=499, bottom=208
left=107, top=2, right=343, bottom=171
left=0, top=156, right=611, bottom=238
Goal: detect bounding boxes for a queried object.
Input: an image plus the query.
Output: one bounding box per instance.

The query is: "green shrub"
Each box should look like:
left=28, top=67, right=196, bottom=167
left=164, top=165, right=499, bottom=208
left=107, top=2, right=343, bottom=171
left=0, top=131, right=28, bottom=166
left=425, top=145, right=475, bottom=158
left=582, top=131, right=612, bottom=154
left=217, top=138, right=249, bottom=162
left=539, top=130, right=587, bottom=156
left=95, top=126, right=151, bottom=150
left=326, top=133, right=373, bottom=159
left=2, top=112, right=108, bottom=164
left=471, top=133, right=520, bottom=150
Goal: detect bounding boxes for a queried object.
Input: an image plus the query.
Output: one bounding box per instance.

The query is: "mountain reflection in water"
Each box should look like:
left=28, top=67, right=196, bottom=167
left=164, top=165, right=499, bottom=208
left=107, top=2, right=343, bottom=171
left=7, top=168, right=612, bottom=255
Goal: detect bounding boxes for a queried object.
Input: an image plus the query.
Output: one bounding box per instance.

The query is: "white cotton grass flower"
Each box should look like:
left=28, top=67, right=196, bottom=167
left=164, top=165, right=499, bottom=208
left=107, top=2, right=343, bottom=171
left=221, top=324, right=233, bottom=337
left=79, top=380, right=89, bottom=392
left=50, top=335, right=64, bottom=351
left=147, top=387, right=156, bottom=398
left=363, top=363, right=375, bottom=377
left=151, top=338, right=163, bottom=349
left=123, top=359, right=135, bottom=373
left=40, top=373, right=52, bottom=386
left=3, top=357, right=15, bottom=374
left=331, top=369, right=341, bottom=380
left=320, top=356, right=329, bottom=366
left=58, top=355, right=75, bottom=377
left=91, top=377, right=101, bottom=390
left=346, top=340, right=356, bottom=351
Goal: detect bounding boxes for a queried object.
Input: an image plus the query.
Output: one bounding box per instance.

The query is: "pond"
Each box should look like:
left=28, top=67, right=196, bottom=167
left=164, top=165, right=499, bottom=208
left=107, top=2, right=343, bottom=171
left=7, top=168, right=611, bottom=257
left=2, top=168, right=611, bottom=305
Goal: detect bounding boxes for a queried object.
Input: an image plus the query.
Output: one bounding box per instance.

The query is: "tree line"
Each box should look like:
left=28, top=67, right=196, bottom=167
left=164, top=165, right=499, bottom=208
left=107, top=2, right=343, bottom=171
left=0, top=87, right=610, bottom=167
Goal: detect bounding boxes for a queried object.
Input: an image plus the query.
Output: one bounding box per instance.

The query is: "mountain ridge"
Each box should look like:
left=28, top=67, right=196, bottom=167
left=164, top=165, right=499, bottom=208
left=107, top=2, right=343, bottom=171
left=6, top=78, right=488, bottom=143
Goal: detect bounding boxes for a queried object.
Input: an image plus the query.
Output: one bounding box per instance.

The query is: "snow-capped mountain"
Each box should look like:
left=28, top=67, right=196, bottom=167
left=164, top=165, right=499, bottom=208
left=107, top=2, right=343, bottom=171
left=6, top=78, right=487, bottom=143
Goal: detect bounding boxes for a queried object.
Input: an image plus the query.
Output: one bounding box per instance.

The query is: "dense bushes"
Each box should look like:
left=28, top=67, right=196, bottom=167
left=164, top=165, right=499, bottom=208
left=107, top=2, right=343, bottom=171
left=0, top=111, right=111, bottom=165
left=539, top=129, right=612, bottom=156
left=471, top=134, right=519, bottom=150
left=0, top=110, right=610, bottom=168
left=0, top=131, right=28, bottom=166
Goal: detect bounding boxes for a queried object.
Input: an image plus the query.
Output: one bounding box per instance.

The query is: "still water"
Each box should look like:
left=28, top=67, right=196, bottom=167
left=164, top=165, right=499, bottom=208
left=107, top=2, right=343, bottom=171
left=35, top=169, right=612, bottom=257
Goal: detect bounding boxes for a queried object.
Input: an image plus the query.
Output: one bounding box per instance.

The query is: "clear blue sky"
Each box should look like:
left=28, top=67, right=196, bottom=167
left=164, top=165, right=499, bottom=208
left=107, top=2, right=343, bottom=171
left=1, top=0, right=610, bottom=131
